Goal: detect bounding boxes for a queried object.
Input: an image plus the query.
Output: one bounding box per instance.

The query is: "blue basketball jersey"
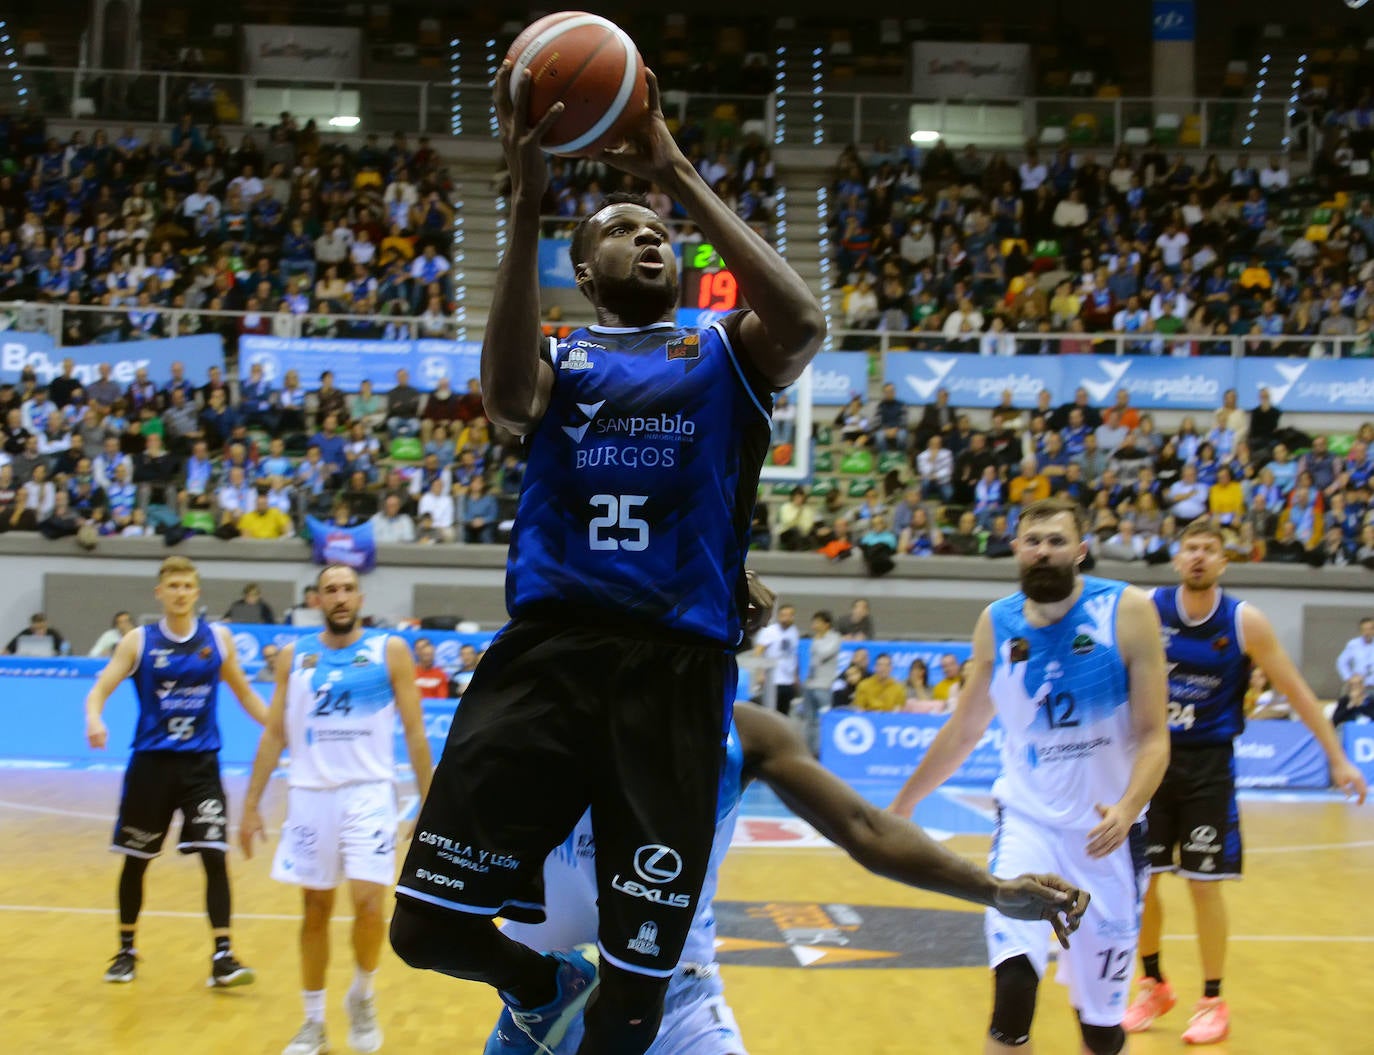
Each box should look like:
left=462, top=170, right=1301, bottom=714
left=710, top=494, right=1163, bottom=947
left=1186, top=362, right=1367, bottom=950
left=130, top=619, right=224, bottom=753
left=506, top=318, right=773, bottom=645
left=1153, top=586, right=1250, bottom=746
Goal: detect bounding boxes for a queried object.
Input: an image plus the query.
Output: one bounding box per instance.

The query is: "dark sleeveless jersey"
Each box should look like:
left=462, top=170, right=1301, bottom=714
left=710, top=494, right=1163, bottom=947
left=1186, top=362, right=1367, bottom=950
left=130, top=619, right=225, bottom=752
left=1154, top=586, right=1251, bottom=746
left=506, top=316, right=773, bottom=645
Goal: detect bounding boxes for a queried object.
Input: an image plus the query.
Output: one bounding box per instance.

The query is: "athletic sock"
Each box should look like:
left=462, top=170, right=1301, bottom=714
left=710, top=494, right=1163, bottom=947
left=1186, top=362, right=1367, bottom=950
left=303, top=989, right=327, bottom=1024
left=348, top=967, right=378, bottom=1002
left=1143, top=953, right=1163, bottom=982
left=119, top=930, right=136, bottom=954
left=213, top=935, right=231, bottom=958
left=1204, top=979, right=1222, bottom=999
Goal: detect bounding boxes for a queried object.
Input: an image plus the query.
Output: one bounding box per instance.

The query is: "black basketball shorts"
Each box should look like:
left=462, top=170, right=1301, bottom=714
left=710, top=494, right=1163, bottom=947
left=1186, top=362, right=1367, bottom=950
left=1144, top=742, right=1243, bottom=880
left=111, top=750, right=230, bottom=857
left=397, top=617, right=735, bottom=978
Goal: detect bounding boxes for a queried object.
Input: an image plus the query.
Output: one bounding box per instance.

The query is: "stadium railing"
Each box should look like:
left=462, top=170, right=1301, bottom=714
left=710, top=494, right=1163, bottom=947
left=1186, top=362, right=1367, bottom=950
left=5, top=65, right=1309, bottom=153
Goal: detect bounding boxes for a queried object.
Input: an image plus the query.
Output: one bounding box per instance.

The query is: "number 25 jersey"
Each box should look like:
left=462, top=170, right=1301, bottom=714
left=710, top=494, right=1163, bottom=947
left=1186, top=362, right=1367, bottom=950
left=506, top=317, right=773, bottom=646
left=988, top=576, right=1137, bottom=831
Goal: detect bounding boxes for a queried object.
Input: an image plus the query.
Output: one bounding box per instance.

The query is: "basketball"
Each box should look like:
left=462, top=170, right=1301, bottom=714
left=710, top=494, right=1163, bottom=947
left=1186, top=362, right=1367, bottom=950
left=505, top=11, right=650, bottom=158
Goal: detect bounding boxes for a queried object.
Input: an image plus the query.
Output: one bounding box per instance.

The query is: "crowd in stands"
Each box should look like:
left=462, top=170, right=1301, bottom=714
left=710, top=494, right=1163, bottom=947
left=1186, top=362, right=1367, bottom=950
left=0, top=354, right=519, bottom=546
left=827, top=136, right=1374, bottom=357
left=758, top=382, right=1374, bottom=573
left=535, top=125, right=776, bottom=237
left=0, top=111, right=463, bottom=347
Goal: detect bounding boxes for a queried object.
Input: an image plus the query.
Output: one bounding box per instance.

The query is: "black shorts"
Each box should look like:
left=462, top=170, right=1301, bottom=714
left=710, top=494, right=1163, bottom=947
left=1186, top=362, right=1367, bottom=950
left=111, top=751, right=229, bottom=858
left=397, top=617, right=735, bottom=979
left=1144, top=742, right=1242, bottom=880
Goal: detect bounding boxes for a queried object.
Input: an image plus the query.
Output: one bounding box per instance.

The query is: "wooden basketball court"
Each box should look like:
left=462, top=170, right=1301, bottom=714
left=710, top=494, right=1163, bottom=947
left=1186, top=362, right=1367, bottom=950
left=1, top=765, right=1368, bottom=1054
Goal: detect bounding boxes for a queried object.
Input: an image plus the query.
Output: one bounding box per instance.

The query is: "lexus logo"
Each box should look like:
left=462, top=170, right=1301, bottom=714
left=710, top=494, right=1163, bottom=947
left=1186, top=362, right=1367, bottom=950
left=633, top=844, right=682, bottom=884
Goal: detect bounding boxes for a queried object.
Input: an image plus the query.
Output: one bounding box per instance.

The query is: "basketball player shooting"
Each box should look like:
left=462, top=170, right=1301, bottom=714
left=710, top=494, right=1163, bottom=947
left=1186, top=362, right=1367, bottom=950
left=389, top=51, right=826, bottom=1055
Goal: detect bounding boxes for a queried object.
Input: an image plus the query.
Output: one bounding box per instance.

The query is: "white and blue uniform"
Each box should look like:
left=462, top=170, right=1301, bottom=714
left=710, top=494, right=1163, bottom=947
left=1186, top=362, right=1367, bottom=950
left=984, top=576, right=1150, bottom=1027
left=271, top=630, right=400, bottom=890
left=501, top=726, right=749, bottom=1055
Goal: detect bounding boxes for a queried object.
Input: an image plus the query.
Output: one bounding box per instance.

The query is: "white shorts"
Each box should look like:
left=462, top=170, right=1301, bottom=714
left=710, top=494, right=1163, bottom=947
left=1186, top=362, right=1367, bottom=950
left=985, top=806, right=1150, bottom=1028
left=271, top=782, right=398, bottom=890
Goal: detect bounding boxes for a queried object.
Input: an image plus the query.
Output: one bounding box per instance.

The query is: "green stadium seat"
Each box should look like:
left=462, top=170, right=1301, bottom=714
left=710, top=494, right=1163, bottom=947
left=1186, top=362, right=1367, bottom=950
left=389, top=436, right=423, bottom=462
left=182, top=510, right=216, bottom=534
left=770, top=482, right=794, bottom=497
left=840, top=449, right=874, bottom=474
left=814, top=426, right=833, bottom=446
left=877, top=451, right=907, bottom=473
left=809, top=479, right=835, bottom=498
left=1033, top=239, right=1061, bottom=259
left=847, top=478, right=875, bottom=498
left=1311, top=207, right=1333, bottom=225
left=1327, top=433, right=1355, bottom=456
left=813, top=451, right=835, bottom=472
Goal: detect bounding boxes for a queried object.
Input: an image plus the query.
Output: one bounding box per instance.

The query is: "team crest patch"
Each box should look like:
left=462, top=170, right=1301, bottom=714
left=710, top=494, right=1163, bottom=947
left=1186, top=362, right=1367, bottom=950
left=666, top=334, right=700, bottom=361
left=301, top=654, right=319, bottom=669
left=1009, top=637, right=1030, bottom=663
left=1212, top=636, right=1231, bottom=652
left=352, top=653, right=371, bottom=666
left=1071, top=633, right=1095, bottom=655
left=198, top=646, right=212, bottom=660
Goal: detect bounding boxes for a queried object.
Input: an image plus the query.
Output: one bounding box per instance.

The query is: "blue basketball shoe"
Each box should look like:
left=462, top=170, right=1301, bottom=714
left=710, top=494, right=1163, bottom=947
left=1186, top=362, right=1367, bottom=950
left=482, top=944, right=600, bottom=1055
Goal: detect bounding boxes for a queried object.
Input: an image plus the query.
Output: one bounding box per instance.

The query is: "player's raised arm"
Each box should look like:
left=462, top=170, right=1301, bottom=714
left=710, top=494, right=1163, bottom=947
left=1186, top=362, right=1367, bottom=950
left=387, top=635, right=433, bottom=805
left=887, top=609, right=997, bottom=818
left=213, top=624, right=269, bottom=725
left=239, top=643, right=294, bottom=858
left=1242, top=605, right=1367, bottom=803
left=84, top=628, right=142, bottom=748
left=1087, top=587, right=1170, bottom=859
left=480, top=63, right=564, bottom=435
left=591, top=72, right=825, bottom=387
left=736, top=703, right=1088, bottom=949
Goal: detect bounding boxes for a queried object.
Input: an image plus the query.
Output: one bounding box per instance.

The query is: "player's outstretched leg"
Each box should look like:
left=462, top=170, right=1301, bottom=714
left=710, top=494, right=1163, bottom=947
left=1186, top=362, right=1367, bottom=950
left=203, top=850, right=255, bottom=988
left=104, top=855, right=149, bottom=983
left=573, top=962, right=667, bottom=1055
left=283, top=888, right=334, bottom=1055
left=344, top=880, right=387, bottom=1054
left=1123, top=875, right=1176, bottom=1032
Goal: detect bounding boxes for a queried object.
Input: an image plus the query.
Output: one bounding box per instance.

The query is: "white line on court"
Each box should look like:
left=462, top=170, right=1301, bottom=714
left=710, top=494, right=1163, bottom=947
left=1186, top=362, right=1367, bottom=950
left=0, top=903, right=1370, bottom=944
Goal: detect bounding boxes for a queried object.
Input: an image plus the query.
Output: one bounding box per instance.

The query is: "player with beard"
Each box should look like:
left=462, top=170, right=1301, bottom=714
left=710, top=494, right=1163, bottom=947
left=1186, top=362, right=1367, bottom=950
left=889, top=496, right=1171, bottom=1055
left=389, top=63, right=825, bottom=1055
left=240, top=564, right=433, bottom=1055
left=1121, top=520, right=1366, bottom=1045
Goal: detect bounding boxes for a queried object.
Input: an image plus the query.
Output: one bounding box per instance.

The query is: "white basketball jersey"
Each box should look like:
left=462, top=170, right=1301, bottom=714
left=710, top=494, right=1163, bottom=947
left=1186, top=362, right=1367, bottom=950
left=285, top=630, right=397, bottom=789
left=988, top=576, right=1138, bottom=831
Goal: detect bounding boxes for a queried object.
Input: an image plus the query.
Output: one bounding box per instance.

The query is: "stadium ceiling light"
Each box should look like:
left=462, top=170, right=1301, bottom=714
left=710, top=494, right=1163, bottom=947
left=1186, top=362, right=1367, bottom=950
left=910, top=129, right=941, bottom=144
left=328, top=115, right=360, bottom=128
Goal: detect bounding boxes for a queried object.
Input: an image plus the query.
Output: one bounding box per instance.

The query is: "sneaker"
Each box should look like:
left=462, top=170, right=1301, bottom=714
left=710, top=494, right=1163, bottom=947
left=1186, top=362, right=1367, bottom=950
left=208, top=951, right=257, bottom=988
left=345, top=991, right=383, bottom=1054
left=282, top=1020, right=328, bottom=1055
left=103, top=950, right=137, bottom=984
left=1182, top=997, right=1230, bottom=1045
left=1122, top=977, right=1177, bottom=1033
left=481, top=944, right=600, bottom=1055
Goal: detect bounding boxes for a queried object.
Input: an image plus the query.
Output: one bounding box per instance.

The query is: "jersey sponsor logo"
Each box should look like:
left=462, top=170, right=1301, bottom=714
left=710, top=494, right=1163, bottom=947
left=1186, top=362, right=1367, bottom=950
left=193, top=798, right=225, bottom=827
left=666, top=334, right=700, bottom=361
left=120, top=825, right=161, bottom=849
left=154, top=655, right=170, bottom=669
left=574, top=445, right=677, bottom=470
left=1075, top=593, right=1116, bottom=649
left=633, top=844, right=683, bottom=884
left=414, top=867, right=465, bottom=890
left=626, top=921, right=662, bottom=956
left=560, top=348, right=595, bottom=372
left=610, top=874, right=692, bottom=909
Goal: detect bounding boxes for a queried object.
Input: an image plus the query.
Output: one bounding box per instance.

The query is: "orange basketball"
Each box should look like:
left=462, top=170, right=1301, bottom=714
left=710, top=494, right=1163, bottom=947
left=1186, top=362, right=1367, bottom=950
left=505, top=11, right=650, bottom=158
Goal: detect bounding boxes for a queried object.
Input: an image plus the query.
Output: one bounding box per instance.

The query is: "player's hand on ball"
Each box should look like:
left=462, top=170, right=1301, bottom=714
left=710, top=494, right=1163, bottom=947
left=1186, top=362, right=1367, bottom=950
left=995, top=874, right=1090, bottom=950
left=1086, top=802, right=1132, bottom=859
left=745, top=570, right=775, bottom=634
left=1332, top=757, right=1368, bottom=805
left=238, top=808, right=265, bottom=858
left=591, top=71, right=681, bottom=184
left=493, top=61, right=565, bottom=200
left=86, top=714, right=108, bottom=750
